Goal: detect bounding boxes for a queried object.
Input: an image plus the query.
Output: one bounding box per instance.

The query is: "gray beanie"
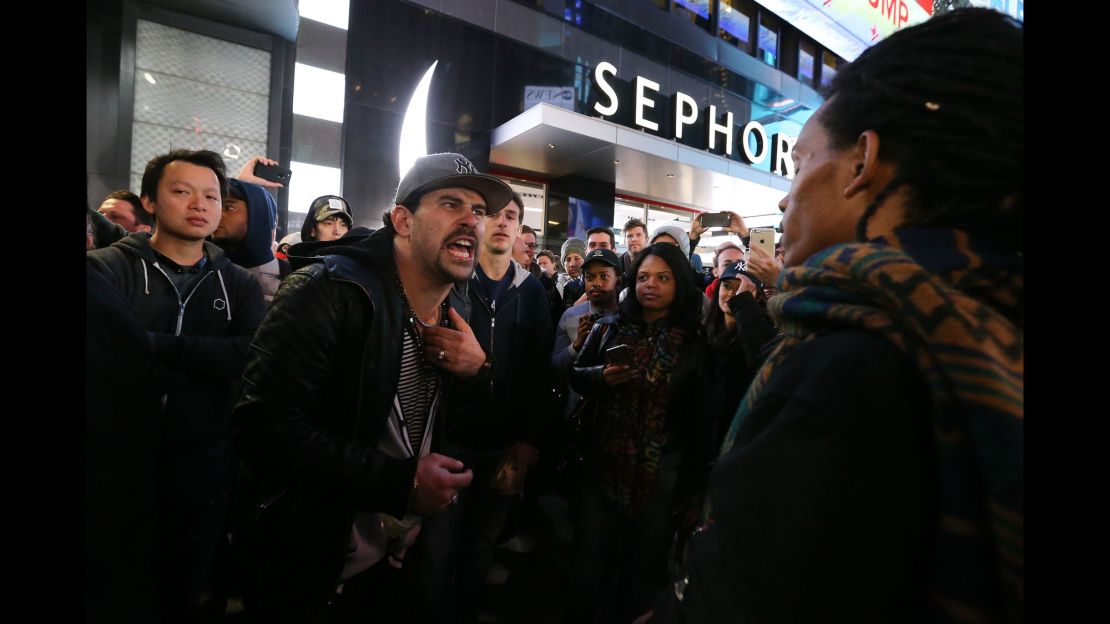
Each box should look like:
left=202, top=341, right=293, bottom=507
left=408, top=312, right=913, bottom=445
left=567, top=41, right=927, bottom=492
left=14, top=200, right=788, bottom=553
left=560, top=237, right=587, bottom=262
left=651, top=224, right=691, bottom=258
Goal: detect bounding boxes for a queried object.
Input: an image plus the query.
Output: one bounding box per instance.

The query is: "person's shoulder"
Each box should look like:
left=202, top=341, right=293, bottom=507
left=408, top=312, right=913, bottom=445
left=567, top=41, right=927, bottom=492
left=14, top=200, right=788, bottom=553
left=764, top=329, right=926, bottom=415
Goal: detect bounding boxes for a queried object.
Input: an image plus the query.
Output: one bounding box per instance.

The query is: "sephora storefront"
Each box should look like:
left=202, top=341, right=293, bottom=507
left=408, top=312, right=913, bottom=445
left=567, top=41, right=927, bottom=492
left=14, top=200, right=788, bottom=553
left=340, top=0, right=814, bottom=261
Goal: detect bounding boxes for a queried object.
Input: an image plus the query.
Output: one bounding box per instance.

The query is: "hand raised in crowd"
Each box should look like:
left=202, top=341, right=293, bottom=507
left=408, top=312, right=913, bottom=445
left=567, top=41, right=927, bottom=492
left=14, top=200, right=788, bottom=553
left=410, top=453, right=473, bottom=516
left=236, top=155, right=285, bottom=188
left=573, top=314, right=594, bottom=351
left=602, top=364, right=637, bottom=386
left=722, top=210, right=749, bottom=238
left=746, top=243, right=782, bottom=289
left=689, top=213, right=709, bottom=240
left=421, top=307, right=488, bottom=377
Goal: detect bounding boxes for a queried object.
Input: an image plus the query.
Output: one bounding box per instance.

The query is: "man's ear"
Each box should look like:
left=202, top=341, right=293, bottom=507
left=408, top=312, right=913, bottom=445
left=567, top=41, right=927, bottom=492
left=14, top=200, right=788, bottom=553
left=140, top=195, right=156, bottom=216
left=390, top=204, right=413, bottom=236
left=843, top=130, right=885, bottom=199
left=136, top=224, right=152, bottom=234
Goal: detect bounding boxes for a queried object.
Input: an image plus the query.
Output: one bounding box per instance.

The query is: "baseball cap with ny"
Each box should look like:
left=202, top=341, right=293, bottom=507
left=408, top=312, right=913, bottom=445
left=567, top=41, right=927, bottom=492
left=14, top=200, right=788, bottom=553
left=394, top=153, right=513, bottom=215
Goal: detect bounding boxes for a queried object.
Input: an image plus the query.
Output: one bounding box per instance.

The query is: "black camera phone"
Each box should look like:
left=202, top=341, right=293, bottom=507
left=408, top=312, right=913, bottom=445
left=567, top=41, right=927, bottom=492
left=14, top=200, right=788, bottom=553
left=605, top=344, right=634, bottom=366
left=253, top=162, right=292, bottom=185
left=699, top=212, right=731, bottom=228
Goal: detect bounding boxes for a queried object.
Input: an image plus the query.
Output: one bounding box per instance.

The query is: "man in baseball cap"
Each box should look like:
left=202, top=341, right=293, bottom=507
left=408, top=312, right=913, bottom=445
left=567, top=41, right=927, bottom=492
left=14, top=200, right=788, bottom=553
left=233, top=152, right=511, bottom=619
left=394, top=152, right=514, bottom=212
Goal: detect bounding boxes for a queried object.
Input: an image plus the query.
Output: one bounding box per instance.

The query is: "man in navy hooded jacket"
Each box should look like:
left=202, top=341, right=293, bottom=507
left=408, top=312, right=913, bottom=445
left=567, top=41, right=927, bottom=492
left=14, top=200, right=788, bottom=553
left=213, top=177, right=288, bottom=303
left=87, top=149, right=266, bottom=620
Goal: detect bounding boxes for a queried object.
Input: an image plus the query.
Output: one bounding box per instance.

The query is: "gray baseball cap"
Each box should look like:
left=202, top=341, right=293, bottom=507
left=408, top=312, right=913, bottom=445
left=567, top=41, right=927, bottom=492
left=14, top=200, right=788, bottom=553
left=393, top=153, right=513, bottom=215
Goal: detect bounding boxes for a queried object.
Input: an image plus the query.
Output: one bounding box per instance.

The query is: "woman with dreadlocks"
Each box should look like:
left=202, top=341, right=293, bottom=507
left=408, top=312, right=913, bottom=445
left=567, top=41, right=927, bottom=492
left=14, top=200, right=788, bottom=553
left=641, top=8, right=1023, bottom=623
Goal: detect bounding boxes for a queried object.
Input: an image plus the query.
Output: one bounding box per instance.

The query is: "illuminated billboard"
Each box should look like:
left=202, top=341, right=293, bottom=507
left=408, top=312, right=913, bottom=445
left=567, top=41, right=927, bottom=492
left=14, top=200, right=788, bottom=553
left=752, top=0, right=933, bottom=61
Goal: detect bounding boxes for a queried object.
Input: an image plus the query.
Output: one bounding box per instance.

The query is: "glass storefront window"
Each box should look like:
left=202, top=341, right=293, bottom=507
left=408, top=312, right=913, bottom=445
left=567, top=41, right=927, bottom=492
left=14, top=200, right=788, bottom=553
left=758, top=12, right=779, bottom=67
left=798, top=38, right=817, bottom=88
left=718, top=0, right=754, bottom=54
left=820, top=51, right=838, bottom=89
left=673, top=0, right=713, bottom=33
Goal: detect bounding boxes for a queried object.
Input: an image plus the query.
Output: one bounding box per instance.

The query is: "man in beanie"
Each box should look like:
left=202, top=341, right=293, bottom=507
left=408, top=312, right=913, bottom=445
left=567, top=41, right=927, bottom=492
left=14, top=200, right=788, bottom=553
left=558, top=237, right=587, bottom=308
left=232, top=152, right=514, bottom=621
left=651, top=224, right=707, bottom=285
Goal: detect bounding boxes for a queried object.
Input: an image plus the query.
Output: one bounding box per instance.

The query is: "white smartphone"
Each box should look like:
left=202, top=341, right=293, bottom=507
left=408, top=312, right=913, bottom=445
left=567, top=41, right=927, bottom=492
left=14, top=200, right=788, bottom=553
left=749, top=227, right=776, bottom=259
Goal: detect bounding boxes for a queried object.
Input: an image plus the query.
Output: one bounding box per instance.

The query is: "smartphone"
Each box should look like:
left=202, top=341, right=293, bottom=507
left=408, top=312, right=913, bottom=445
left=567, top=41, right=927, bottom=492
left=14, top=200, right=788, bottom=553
left=605, top=344, right=635, bottom=366
left=749, top=227, right=776, bottom=258
left=699, top=212, right=731, bottom=228
left=253, top=162, right=293, bottom=185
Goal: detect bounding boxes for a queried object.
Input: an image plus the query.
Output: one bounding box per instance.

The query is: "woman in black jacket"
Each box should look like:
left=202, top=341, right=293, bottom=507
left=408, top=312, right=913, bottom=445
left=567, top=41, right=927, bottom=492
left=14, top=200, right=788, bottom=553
left=644, top=9, right=1023, bottom=623
left=567, top=243, right=713, bottom=623
left=701, top=260, right=778, bottom=450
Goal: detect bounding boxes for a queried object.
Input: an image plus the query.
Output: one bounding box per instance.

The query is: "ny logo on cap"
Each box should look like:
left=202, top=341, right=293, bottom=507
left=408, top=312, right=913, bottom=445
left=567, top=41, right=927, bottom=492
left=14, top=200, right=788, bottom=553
left=455, top=157, right=477, bottom=174
left=732, top=261, right=747, bottom=272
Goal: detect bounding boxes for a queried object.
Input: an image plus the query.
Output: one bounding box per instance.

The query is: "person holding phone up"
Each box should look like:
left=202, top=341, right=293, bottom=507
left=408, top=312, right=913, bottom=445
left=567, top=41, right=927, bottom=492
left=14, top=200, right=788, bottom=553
left=688, top=210, right=749, bottom=256
left=565, top=242, right=714, bottom=623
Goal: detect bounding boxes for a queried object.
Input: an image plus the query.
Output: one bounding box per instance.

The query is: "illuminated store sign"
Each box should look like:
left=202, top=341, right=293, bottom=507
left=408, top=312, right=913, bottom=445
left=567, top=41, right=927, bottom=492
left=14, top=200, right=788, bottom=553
left=591, top=61, right=796, bottom=178
left=751, top=0, right=932, bottom=61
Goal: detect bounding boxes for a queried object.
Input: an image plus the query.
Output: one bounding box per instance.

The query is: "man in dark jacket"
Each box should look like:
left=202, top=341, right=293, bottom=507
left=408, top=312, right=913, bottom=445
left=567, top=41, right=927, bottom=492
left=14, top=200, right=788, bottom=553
left=413, top=191, right=555, bottom=622
left=231, top=152, right=514, bottom=622
left=86, top=149, right=267, bottom=621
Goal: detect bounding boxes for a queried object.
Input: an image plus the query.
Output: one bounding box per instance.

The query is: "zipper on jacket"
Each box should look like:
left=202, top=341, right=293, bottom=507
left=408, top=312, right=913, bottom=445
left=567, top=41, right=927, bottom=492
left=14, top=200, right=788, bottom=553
left=488, top=300, right=496, bottom=393
left=149, top=263, right=215, bottom=413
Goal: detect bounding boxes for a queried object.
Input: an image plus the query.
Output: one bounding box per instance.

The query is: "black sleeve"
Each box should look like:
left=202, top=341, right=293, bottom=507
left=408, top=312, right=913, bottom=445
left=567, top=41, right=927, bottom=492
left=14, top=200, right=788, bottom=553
left=672, top=330, right=935, bottom=621
left=232, top=268, right=416, bottom=517
left=517, top=288, right=557, bottom=448
left=727, top=292, right=778, bottom=369
left=568, top=322, right=610, bottom=398
left=87, top=206, right=128, bottom=248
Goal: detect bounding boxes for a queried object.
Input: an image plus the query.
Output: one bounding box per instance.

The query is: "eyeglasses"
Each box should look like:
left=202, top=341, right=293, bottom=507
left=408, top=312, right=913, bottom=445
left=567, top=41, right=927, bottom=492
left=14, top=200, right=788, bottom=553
left=524, top=243, right=538, bottom=249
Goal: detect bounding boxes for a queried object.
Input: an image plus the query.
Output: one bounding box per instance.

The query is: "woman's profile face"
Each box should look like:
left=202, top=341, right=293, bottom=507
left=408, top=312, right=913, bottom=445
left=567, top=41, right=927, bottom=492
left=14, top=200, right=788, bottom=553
left=636, top=253, right=677, bottom=316
left=778, top=103, right=865, bottom=267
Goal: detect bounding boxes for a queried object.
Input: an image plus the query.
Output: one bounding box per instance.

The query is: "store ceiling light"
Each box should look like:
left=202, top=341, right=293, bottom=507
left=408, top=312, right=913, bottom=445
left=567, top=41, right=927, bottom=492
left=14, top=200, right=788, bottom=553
left=143, top=72, right=156, bottom=85
left=548, top=220, right=559, bottom=225
left=547, top=143, right=556, bottom=149
left=666, top=173, right=675, bottom=178
left=613, top=159, right=620, bottom=164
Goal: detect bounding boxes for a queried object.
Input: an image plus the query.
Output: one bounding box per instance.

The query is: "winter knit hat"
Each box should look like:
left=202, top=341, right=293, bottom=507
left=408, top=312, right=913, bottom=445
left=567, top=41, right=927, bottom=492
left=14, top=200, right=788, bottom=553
left=560, top=238, right=587, bottom=263
left=651, top=224, right=691, bottom=258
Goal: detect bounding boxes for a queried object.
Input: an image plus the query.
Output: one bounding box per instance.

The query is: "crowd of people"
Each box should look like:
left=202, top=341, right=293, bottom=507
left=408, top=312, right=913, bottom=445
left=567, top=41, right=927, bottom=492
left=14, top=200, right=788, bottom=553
left=87, top=9, right=1022, bottom=624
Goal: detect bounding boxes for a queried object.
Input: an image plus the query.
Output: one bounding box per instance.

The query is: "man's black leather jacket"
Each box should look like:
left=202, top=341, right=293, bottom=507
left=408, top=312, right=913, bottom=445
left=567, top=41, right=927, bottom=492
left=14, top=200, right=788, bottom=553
left=231, top=228, right=470, bottom=620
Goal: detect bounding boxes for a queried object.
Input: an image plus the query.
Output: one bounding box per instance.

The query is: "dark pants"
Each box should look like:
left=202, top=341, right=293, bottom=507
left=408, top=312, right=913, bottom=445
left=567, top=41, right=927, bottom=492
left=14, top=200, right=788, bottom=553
left=568, top=451, right=681, bottom=624
left=412, top=444, right=517, bottom=623
left=160, top=439, right=236, bottom=621
left=315, top=560, right=403, bottom=624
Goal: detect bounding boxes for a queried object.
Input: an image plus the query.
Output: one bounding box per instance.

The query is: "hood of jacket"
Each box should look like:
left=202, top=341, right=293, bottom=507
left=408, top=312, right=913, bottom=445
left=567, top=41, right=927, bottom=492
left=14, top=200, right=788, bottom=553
left=287, top=227, right=375, bottom=268
left=112, top=231, right=234, bottom=271
left=218, top=178, right=277, bottom=269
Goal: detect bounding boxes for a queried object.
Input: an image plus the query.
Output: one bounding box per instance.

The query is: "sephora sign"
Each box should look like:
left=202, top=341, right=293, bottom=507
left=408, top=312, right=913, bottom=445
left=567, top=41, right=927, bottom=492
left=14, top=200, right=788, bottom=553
left=591, top=61, right=796, bottom=178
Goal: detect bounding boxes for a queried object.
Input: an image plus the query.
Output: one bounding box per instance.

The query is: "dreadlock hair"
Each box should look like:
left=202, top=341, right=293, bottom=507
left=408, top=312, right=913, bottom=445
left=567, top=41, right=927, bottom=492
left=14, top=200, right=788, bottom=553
left=819, top=8, right=1023, bottom=253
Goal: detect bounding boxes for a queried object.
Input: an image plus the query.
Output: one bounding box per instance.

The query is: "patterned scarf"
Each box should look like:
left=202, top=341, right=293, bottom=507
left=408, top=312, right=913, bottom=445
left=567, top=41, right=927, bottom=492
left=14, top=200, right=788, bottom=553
left=597, top=318, right=689, bottom=515
left=720, top=229, right=1023, bottom=621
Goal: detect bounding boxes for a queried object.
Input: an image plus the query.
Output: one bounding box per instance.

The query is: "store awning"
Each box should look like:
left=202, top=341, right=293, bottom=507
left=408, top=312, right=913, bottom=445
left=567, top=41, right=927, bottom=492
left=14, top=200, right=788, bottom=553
left=489, top=103, right=791, bottom=223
